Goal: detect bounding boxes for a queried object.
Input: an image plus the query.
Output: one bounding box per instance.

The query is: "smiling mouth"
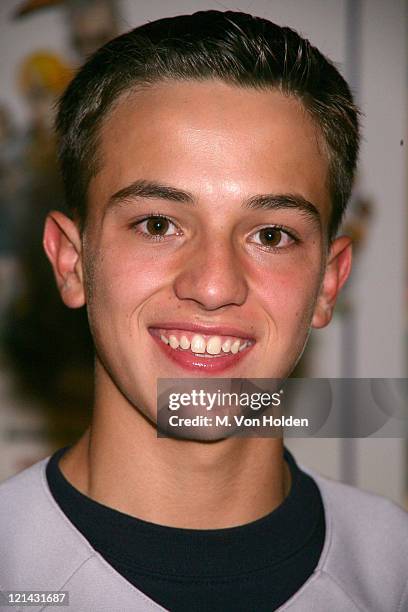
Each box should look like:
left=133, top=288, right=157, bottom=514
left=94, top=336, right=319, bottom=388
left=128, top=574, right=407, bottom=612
left=149, top=327, right=255, bottom=372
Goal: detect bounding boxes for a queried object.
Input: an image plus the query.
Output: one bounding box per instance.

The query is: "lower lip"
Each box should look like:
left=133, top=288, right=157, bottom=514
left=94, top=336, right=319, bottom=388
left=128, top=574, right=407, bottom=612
left=149, top=333, right=254, bottom=374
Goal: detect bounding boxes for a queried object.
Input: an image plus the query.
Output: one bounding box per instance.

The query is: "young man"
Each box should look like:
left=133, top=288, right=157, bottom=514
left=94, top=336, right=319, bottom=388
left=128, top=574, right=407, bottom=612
left=1, top=10, right=407, bottom=612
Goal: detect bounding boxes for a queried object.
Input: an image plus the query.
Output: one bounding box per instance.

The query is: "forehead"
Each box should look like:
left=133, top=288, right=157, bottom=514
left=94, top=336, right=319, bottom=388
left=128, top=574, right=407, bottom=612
left=89, top=79, right=330, bottom=223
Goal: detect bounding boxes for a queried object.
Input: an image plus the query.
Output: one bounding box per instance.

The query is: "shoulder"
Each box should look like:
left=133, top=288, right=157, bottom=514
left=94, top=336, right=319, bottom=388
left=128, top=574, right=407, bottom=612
left=0, top=455, right=96, bottom=591
left=308, top=466, right=408, bottom=525
left=0, top=457, right=50, bottom=525
left=0, top=459, right=167, bottom=610
left=309, top=468, right=408, bottom=538
left=305, top=467, right=408, bottom=612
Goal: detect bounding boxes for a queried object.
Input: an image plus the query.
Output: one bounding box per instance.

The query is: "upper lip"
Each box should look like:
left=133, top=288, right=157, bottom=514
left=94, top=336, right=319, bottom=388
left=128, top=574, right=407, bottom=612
left=149, top=322, right=256, bottom=340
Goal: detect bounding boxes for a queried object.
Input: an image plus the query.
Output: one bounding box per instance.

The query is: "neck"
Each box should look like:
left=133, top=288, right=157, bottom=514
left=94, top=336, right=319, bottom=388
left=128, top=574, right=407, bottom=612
left=59, top=379, right=291, bottom=530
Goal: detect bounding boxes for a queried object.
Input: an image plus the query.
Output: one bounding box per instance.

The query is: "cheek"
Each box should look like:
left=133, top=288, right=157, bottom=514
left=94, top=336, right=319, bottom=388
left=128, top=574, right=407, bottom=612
left=252, top=259, right=321, bottom=332
left=85, top=245, right=170, bottom=328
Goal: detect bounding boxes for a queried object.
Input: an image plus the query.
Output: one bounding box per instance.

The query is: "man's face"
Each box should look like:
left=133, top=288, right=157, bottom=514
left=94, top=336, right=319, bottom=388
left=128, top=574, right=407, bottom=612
left=46, top=80, right=351, bottom=424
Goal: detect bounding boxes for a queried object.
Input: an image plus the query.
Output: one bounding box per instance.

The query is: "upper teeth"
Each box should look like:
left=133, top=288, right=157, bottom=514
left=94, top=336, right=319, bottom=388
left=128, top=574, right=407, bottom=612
left=159, top=333, right=250, bottom=355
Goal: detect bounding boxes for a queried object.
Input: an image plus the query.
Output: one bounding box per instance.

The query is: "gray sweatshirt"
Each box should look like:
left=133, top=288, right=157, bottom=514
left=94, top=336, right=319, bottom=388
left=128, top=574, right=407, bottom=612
left=0, top=456, right=407, bottom=611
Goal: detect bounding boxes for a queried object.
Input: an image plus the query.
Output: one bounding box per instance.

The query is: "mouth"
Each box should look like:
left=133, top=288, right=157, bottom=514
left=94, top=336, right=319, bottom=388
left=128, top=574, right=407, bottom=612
left=149, top=324, right=255, bottom=373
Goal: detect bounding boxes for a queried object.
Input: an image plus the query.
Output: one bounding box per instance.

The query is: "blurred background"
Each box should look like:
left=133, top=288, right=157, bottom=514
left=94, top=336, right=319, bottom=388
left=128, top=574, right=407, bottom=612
left=0, top=0, right=407, bottom=506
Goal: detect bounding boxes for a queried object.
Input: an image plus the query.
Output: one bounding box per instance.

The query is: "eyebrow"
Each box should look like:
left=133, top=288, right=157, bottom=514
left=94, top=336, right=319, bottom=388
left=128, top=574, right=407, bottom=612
left=107, top=179, right=321, bottom=225
left=108, top=180, right=194, bottom=207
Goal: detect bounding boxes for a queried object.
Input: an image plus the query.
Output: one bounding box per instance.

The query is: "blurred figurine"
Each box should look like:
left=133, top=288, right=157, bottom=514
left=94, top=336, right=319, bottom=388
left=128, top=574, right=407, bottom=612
left=0, top=105, right=26, bottom=341
left=342, top=194, right=373, bottom=256
left=67, top=0, right=120, bottom=58
left=18, top=51, right=72, bottom=176
left=334, top=191, right=373, bottom=317
left=0, top=104, right=26, bottom=256
left=15, top=0, right=120, bottom=59
left=1, top=0, right=120, bottom=467
left=4, top=50, right=93, bottom=445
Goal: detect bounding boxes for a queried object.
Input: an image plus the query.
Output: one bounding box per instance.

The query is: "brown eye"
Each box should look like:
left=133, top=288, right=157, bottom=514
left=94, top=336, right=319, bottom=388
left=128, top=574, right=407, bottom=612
left=251, top=226, right=295, bottom=249
left=135, top=215, right=179, bottom=240
left=259, top=227, right=283, bottom=247
left=146, top=216, right=170, bottom=236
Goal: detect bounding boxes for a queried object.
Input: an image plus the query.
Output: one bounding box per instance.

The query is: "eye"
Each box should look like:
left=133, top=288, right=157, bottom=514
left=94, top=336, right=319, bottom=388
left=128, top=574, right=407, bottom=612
left=251, top=226, right=296, bottom=249
left=134, top=215, right=179, bottom=239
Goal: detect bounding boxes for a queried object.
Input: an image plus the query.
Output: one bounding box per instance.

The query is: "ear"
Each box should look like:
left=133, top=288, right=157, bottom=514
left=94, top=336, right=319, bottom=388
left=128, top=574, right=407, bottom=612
left=311, top=236, right=352, bottom=329
left=43, top=210, right=85, bottom=308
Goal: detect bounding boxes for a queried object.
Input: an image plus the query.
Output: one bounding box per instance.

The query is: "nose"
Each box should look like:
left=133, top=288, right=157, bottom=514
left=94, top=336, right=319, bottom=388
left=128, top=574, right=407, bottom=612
left=173, top=232, right=249, bottom=311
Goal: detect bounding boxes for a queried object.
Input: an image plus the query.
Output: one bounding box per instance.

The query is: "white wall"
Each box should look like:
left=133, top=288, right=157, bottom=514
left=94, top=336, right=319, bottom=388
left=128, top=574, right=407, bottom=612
left=349, top=0, right=407, bottom=505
